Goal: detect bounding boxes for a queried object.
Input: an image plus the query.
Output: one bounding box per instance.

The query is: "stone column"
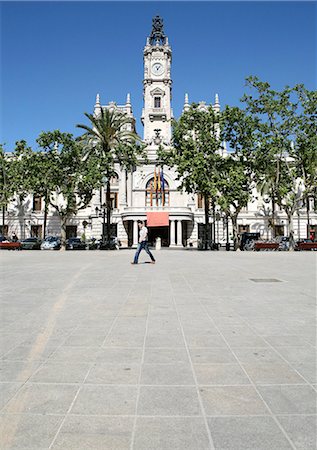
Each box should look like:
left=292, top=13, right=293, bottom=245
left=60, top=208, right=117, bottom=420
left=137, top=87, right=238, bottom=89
left=127, top=172, right=133, bottom=207
left=192, top=221, right=198, bottom=248
left=170, top=220, right=176, bottom=247
left=133, top=220, right=138, bottom=247
left=177, top=220, right=182, bottom=246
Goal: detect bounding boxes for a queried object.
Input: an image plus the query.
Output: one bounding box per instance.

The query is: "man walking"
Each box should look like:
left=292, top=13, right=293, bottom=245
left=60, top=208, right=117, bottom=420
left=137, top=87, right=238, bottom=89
left=131, top=220, right=155, bottom=264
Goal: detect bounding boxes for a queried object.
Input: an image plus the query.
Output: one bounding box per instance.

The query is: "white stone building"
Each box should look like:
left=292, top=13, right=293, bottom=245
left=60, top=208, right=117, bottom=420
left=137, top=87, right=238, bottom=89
left=3, top=16, right=317, bottom=246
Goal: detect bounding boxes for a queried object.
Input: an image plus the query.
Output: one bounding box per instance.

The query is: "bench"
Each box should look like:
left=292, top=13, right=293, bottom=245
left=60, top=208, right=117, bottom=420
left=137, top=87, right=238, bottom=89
left=254, top=242, right=279, bottom=251
left=297, top=242, right=317, bottom=251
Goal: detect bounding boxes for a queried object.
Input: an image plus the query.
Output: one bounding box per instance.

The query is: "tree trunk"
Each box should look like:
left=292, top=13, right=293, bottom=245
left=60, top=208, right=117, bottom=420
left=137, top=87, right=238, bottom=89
left=287, top=212, right=295, bottom=251
left=106, top=179, right=111, bottom=245
left=226, top=214, right=230, bottom=251
left=43, top=192, right=48, bottom=239
left=204, top=194, right=209, bottom=250
left=272, top=196, right=276, bottom=238
left=306, top=196, right=310, bottom=239
left=2, top=205, right=5, bottom=234
left=212, top=202, right=216, bottom=246
left=60, top=217, right=67, bottom=251
left=231, top=214, right=239, bottom=251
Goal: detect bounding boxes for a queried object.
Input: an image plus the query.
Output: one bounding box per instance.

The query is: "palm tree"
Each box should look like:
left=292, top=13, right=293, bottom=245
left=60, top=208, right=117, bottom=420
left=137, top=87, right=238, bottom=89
left=77, top=106, right=144, bottom=247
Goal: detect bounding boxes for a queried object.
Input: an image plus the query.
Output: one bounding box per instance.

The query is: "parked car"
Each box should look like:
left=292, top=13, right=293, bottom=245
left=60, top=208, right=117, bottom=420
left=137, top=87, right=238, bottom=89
left=295, top=239, right=317, bottom=251
left=41, top=236, right=61, bottom=250
left=20, top=237, right=42, bottom=250
left=99, top=236, right=121, bottom=250
left=218, top=237, right=234, bottom=248
left=240, top=232, right=261, bottom=251
left=275, top=236, right=290, bottom=251
left=0, top=235, right=22, bottom=250
left=66, top=237, right=86, bottom=250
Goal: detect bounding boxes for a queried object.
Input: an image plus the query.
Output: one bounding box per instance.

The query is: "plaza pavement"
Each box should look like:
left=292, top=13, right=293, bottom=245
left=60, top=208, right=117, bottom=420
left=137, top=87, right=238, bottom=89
left=0, top=249, right=316, bottom=450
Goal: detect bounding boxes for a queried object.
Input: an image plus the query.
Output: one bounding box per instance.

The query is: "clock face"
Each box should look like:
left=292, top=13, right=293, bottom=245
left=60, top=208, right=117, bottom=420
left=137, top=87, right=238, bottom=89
left=152, top=63, right=164, bottom=76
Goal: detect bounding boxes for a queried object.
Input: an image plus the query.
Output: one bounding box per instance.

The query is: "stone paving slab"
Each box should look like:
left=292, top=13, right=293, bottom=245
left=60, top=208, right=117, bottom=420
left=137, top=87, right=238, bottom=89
left=0, top=250, right=316, bottom=449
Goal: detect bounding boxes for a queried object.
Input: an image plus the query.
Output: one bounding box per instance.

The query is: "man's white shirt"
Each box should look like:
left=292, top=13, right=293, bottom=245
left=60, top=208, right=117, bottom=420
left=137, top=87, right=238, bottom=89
left=139, top=226, right=148, bottom=243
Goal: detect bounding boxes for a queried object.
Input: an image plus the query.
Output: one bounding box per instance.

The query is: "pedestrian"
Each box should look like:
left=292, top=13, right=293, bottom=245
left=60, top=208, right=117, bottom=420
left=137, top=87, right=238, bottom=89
left=11, top=232, right=18, bottom=242
left=131, top=220, right=155, bottom=265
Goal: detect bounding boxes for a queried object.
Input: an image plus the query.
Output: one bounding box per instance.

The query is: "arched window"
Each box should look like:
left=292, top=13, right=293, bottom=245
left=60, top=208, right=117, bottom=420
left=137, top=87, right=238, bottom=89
left=110, top=173, right=119, bottom=186
left=145, top=177, right=169, bottom=207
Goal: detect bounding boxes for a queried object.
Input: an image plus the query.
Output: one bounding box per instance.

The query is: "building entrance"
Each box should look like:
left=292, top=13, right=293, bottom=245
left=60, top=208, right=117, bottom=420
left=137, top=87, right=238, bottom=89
left=147, top=226, right=169, bottom=247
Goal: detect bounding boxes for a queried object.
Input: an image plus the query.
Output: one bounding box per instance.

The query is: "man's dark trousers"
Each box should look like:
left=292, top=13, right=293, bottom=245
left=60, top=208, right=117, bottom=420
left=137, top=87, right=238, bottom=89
left=133, top=241, right=155, bottom=264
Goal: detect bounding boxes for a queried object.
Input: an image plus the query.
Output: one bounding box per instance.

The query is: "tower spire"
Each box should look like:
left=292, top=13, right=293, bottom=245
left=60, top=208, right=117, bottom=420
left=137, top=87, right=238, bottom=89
left=214, top=93, right=220, bottom=112
left=149, top=16, right=166, bottom=45
left=183, top=93, right=190, bottom=112
left=94, top=93, right=101, bottom=117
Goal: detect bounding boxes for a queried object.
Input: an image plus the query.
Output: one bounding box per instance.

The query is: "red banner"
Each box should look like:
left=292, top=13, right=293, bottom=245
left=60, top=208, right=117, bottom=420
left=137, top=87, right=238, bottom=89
left=146, top=212, right=169, bottom=227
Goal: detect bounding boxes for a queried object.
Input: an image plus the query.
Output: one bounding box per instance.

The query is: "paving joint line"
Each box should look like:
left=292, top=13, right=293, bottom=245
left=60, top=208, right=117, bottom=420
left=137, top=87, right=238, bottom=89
left=169, top=280, right=216, bottom=450
left=47, top=276, right=138, bottom=449
left=129, top=273, right=152, bottom=450
left=180, top=274, right=299, bottom=450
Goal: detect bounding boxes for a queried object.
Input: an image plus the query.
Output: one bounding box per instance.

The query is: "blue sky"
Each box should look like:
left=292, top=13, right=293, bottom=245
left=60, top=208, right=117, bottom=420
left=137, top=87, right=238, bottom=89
left=1, top=1, right=316, bottom=150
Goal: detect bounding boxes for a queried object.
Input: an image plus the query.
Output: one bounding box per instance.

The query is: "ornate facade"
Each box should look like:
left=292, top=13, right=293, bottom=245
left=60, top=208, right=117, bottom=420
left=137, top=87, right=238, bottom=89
left=3, top=16, right=317, bottom=246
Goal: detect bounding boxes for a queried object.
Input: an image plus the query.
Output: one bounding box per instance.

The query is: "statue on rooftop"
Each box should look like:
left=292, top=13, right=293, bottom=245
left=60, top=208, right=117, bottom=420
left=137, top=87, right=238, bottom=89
left=149, top=15, right=166, bottom=45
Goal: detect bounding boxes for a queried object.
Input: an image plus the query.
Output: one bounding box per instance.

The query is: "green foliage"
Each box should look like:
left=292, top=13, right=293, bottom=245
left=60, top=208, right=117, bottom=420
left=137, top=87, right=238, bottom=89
left=217, top=156, right=252, bottom=214
left=36, top=130, right=100, bottom=216
left=77, top=108, right=146, bottom=177
left=159, top=103, right=222, bottom=198
left=0, top=145, right=15, bottom=209
left=219, top=106, right=256, bottom=249
left=76, top=107, right=146, bottom=246
left=242, top=76, right=317, bottom=246
left=36, top=130, right=102, bottom=247
left=292, top=85, right=317, bottom=209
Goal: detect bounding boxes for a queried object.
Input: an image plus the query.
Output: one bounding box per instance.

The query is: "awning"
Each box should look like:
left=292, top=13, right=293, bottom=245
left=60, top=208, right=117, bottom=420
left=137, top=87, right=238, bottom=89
left=146, top=212, right=169, bottom=227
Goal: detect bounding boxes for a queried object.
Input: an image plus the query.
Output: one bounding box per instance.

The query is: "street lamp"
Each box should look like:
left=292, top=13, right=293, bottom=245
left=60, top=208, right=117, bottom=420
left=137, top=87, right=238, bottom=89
left=95, top=204, right=106, bottom=244
left=226, top=214, right=230, bottom=251
left=215, top=212, right=221, bottom=245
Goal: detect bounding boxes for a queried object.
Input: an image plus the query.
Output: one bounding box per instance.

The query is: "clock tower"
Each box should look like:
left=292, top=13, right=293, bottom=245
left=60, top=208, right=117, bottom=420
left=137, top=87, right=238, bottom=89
left=141, top=16, right=173, bottom=152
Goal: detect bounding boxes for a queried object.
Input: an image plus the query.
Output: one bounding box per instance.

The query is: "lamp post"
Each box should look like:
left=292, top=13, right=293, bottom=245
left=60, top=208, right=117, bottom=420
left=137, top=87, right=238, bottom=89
left=95, top=204, right=107, bottom=244
left=226, top=214, right=230, bottom=251
left=102, top=175, right=112, bottom=247
left=215, top=212, right=221, bottom=245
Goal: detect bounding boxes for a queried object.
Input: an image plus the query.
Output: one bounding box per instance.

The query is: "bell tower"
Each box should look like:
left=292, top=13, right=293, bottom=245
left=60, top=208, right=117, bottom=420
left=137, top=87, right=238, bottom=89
left=141, top=16, right=173, bottom=151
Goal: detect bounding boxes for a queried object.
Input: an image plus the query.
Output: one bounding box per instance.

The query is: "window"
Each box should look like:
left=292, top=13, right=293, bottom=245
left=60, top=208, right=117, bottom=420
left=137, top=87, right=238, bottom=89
left=197, top=194, right=204, bottom=209
left=145, top=177, right=169, bottom=207
left=238, top=225, right=250, bottom=234
left=154, top=97, right=161, bottom=108
left=309, top=197, right=315, bottom=211
left=31, top=225, right=42, bottom=238
left=110, top=174, right=119, bottom=186
left=274, top=225, right=284, bottom=236
left=0, top=225, right=8, bottom=236
left=33, top=195, right=42, bottom=212
left=66, top=226, right=77, bottom=239
left=110, top=192, right=118, bottom=209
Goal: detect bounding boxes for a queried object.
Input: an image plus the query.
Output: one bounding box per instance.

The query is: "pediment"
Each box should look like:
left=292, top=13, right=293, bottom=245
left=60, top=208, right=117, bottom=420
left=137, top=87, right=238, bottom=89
left=150, top=87, right=165, bottom=96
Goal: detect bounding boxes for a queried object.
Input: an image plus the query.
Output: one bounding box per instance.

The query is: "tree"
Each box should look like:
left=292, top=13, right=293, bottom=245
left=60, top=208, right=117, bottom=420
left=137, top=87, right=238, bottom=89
left=159, top=103, right=222, bottom=249
left=292, top=85, right=317, bottom=238
left=220, top=106, right=256, bottom=250
left=242, top=76, right=300, bottom=248
left=76, top=107, right=145, bottom=247
left=0, top=141, right=34, bottom=237
left=36, top=130, right=102, bottom=249
left=0, top=145, right=15, bottom=235
left=27, top=147, right=58, bottom=239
